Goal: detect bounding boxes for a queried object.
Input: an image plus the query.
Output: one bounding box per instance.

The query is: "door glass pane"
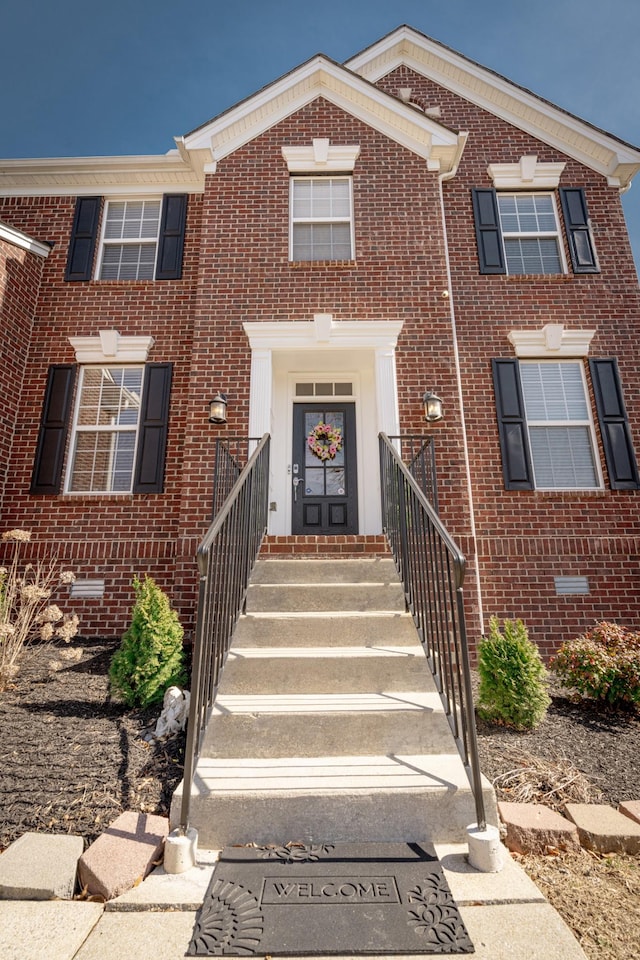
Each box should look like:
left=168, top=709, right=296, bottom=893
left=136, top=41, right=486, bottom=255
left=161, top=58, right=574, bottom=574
left=305, top=468, right=324, bottom=495
left=326, top=467, right=346, bottom=495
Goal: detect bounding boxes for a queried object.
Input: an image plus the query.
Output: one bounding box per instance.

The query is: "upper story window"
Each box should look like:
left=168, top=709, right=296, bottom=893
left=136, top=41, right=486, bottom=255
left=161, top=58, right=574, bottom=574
left=97, top=200, right=161, bottom=280
left=497, top=194, right=564, bottom=275
left=66, top=366, right=144, bottom=493
left=473, top=159, right=599, bottom=276
left=65, top=195, right=187, bottom=282
left=519, top=361, right=600, bottom=489
left=290, top=177, right=354, bottom=261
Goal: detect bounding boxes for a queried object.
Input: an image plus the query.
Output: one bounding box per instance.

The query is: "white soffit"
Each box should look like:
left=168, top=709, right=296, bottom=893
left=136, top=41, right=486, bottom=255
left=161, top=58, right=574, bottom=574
left=508, top=324, right=596, bottom=358
left=182, top=56, right=464, bottom=173
left=69, top=331, right=155, bottom=363
left=0, top=150, right=211, bottom=198
left=346, top=26, right=640, bottom=189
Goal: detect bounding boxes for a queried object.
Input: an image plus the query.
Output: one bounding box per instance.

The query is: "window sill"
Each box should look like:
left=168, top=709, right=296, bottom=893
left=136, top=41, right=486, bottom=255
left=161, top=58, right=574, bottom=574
left=289, top=260, right=357, bottom=269
left=501, top=273, right=574, bottom=282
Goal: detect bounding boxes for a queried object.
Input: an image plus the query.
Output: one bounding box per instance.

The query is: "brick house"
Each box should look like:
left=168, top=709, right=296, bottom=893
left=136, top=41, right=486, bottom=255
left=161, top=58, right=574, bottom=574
left=2, top=24, right=640, bottom=655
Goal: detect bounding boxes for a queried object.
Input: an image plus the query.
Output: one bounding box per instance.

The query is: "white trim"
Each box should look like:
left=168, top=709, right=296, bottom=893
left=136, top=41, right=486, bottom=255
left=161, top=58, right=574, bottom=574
left=508, top=324, right=596, bottom=358
left=488, top=156, right=566, bottom=190
left=346, top=26, right=640, bottom=190
left=184, top=56, right=463, bottom=173
left=95, top=196, right=162, bottom=281
left=243, top=318, right=403, bottom=351
left=69, top=331, right=155, bottom=363
left=289, top=175, right=355, bottom=261
left=0, top=220, right=51, bottom=258
left=282, top=140, right=361, bottom=173
left=520, top=359, right=604, bottom=491
left=244, top=317, right=403, bottom=536
left=0, top=153, right=209, bottom=197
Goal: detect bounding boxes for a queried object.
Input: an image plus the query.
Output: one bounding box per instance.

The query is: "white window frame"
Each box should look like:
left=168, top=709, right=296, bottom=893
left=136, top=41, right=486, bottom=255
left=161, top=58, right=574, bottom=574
left=289, top=176, right=355, bottom=262
left=96, top=198, right=162, bottom=281
left=64, top=364, right=145, bottom=494
left=520, top=359, right=603, bottom=491
left=497, top=192, right=567, bottom=276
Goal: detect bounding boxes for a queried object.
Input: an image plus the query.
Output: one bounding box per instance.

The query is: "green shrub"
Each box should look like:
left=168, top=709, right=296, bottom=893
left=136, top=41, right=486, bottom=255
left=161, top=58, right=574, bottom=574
left=109, top=575, right=187, bottom=708
left=550, top=621, right=640, bottom=709
left=477, top=616, right=550, bottom=730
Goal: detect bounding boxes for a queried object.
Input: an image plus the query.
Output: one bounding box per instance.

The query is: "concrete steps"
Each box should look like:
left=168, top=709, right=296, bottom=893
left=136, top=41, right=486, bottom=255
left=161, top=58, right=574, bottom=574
left=172, top=558, right=497, bottom=848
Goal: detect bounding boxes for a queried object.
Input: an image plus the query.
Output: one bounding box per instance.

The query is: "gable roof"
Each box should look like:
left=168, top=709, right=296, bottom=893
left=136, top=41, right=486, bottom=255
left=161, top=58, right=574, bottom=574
left=180, top=53, right=465, bottom=174
left=346, top=25, right=640, bottom=190
left=0, top=25, right=638, bottom=196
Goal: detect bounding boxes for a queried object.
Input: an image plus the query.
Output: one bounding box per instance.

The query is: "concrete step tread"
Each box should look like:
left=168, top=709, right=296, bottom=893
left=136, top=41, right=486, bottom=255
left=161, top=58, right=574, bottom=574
left=192, top=753, right=471, bottom=793
left=202, top=709, right=456, bottom=759
left=246, top=583, right=405, bottom=613
left=251, top=558, right=398, bottom=584
left=211, top=691, right=444, bottom=714
left=232, top=612, right=419, bottom=647
left=226, top=645, right=424, bottom=659
left=218, top=655, right=434, bottom=695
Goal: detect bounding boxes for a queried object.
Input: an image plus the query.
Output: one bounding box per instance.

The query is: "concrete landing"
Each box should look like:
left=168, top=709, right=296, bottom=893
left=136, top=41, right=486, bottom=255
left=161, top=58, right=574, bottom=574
left=0, top=844, right=589, bottom=959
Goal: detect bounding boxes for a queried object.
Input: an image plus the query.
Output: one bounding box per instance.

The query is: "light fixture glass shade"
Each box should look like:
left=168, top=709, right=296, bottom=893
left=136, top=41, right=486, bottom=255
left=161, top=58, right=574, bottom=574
left=423, top=391, right=443, bottom=422
left=208, top=392, right=228, bottom=424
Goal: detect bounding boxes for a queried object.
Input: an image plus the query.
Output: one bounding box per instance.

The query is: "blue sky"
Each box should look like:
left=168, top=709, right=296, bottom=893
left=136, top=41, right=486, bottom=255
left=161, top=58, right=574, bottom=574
left=3, top=0, right=640, bottom=272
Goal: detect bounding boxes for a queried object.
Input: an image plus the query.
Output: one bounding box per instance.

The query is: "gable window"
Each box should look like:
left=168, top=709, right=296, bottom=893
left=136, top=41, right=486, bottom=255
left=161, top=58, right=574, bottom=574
left=519, top=361, right=599, bottom=488
left=66, top=366, right=144, bottom=492
left=98, top=200, right=161, bottom=280
left=497, top=194, right=564, bottom=275
left=290, top=177, right=354, bottom=261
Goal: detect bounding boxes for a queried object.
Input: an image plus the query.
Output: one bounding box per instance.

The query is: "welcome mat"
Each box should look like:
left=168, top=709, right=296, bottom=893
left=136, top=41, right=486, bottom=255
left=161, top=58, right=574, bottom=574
left=188, top=840, right=474, bottom=956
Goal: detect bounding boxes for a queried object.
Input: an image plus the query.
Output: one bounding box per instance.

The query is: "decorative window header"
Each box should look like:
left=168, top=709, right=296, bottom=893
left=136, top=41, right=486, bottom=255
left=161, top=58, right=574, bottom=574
left=488, top=155, right=566, bottom=190
left=282, top=138, right=361, bottom=173
left=508, top=323, right=595, bottom=358
left=69, top=330, right=155, bottom=363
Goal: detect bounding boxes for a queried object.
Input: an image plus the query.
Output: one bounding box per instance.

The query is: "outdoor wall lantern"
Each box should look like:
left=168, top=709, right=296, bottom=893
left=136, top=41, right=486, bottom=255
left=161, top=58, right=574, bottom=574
left=423, top=391, right=444, bottom=423
left=208, top=392, right=228, bottom=424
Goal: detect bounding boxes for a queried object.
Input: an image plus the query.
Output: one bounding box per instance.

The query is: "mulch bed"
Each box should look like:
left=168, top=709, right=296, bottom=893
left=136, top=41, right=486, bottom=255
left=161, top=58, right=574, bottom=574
left=1, top=638, right=639, bottom=960
left=0, top=637, right=185, bottom=852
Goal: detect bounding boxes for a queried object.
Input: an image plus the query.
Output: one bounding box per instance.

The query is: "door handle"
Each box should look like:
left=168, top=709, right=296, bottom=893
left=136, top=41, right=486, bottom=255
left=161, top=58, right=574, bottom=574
left=292, top=475, right=302, bottom=501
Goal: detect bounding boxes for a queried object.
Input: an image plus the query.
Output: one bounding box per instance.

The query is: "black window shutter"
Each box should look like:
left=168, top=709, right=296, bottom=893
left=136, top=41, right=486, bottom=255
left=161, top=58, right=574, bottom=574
left=64, top=197, right=101, bottom=281
left=30, top=365, right=77, bottom=494
left=472, top=188, right=506, bottom=274
left=560, top=187, right=599, bottom=274
left=133, top=363, right=173, bottom=493
left=492, top=358, right=534, bottom=490
left=589, top=358, right=639, bottom=489
left=155, top=195, right=187, bottom=280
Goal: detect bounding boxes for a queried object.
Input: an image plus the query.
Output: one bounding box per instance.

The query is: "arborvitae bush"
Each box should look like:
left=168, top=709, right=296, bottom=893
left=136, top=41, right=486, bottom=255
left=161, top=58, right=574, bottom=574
left=550, top=621, right=640, bottom=709
left=477, top=616, right=550, bottom=730
left=109, top=575, right=187, bottom=708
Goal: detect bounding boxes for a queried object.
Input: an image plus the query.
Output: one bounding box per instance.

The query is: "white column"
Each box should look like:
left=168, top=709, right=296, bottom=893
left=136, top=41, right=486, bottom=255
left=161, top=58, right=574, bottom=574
left=374, top=346, right=400, bottom=437
left=248, top=348, right=273, bottom=444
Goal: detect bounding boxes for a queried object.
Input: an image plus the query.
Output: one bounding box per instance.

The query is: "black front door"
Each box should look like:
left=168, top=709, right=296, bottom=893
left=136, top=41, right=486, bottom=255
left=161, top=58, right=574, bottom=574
left=292, top=403, right=358, bottom=535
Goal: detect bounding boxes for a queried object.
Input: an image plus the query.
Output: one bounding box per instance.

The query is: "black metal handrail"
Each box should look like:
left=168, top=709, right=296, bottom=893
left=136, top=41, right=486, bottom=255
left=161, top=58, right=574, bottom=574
left=387, top=435, right=438, bottom=511
left=180, top=434, right=270, bottom=831
left=379, top=432, right=486, bottom=830
left=212, top=437, right=262, bottom=518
